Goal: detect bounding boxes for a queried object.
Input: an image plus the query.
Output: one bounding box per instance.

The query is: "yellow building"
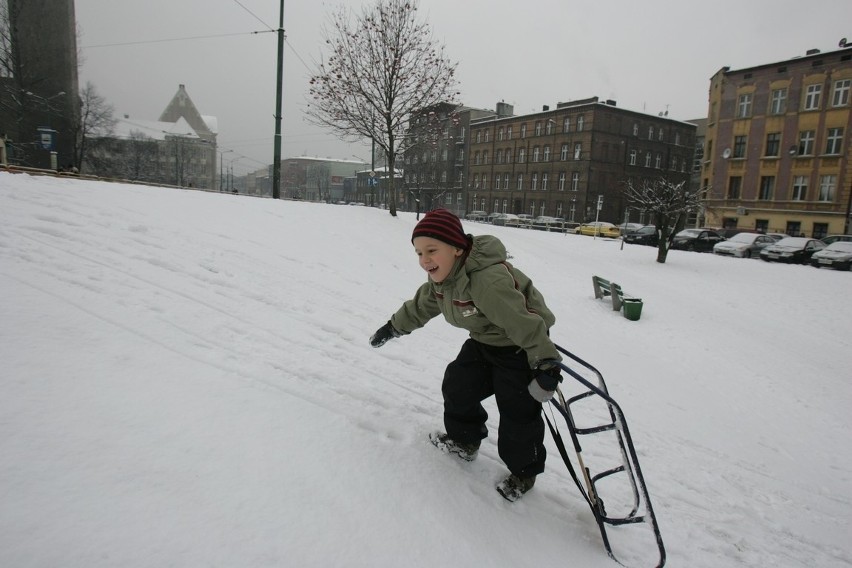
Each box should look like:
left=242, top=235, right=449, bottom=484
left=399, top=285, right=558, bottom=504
left=703, top=45, right=852, bottom=237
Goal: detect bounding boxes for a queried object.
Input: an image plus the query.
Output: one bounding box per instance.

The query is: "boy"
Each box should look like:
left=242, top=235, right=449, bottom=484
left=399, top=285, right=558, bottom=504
left=369, top=209, right=562, bottom=501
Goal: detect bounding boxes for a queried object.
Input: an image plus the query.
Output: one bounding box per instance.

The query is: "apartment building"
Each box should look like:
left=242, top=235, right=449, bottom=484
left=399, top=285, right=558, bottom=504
left=703, top=45, right=852, bottom=237
left=467, top=97, right=696, bottom=224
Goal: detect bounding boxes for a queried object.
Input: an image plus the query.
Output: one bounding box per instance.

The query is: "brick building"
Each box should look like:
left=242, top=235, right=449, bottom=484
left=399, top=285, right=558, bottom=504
left=467, top=97, right=696, bottom=224
left=702, top=45, right=852, bottom=237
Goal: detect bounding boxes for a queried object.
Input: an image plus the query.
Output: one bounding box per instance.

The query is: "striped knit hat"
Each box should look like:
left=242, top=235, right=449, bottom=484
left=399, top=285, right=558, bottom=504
left=411, top=209, right=471, bottom=251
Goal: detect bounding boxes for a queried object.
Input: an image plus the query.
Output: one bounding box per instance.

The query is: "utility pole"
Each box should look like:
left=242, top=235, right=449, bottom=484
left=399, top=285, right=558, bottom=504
left=271, top=0, right=284, bottom=199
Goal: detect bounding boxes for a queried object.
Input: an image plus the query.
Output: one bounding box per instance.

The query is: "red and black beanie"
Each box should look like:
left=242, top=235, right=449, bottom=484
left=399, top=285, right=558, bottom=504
left=411, top=209, right=471, bottom=251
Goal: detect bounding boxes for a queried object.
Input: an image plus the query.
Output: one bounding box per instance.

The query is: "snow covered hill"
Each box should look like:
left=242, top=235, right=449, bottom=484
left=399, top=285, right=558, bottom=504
left=1, top=171, right=850, bottom=567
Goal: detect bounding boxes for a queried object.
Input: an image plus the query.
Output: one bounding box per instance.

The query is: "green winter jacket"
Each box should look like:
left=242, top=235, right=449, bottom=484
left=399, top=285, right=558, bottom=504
left=390, top=234, right=561, bottom=368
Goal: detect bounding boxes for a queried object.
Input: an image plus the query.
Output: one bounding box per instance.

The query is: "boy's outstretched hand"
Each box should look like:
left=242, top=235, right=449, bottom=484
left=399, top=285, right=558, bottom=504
left=370, top=321, right=401, bottom=348
left=528, top=361, right=562, bottom=402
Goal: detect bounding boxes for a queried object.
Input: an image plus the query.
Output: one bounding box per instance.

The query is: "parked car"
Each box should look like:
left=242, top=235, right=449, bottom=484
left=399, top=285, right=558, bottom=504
left=575, top=222, right=620, bottom=238
left=810, top=241, right=852, bottom=270
left=623, top=225, right=659, bottom=247
left=713, top=232, right=777, bottom=258
left=820, top=234, right=852, bottom=245
left=492, top=213, right=520, bottom=227
left=671, top=228, right=724, bottom=252
left=466, top=210, right=488, bottom=221
left=487, top=212, right=504, bottom=224
left=759, top=237, right=826, bottom=264
left=532, top=216, right=561, bottom=231
left=516, top=214, right=536, bottom=227
left=766, top=233, right=789, bottom=241
left=617, top=222, right=645, bottom=235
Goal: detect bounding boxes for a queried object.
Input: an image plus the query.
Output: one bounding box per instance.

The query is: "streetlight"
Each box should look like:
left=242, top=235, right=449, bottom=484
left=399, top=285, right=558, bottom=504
left=219, top=149, right=233, bottom=191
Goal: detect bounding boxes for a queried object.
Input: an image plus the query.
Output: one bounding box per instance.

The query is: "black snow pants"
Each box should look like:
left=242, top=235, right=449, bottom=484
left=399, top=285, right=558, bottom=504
left=441, top=338, right=546, bottom=479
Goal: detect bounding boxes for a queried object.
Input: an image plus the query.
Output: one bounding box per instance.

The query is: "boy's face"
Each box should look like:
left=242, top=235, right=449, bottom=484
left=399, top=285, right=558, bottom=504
left=413, top=236, right=464, bottom=283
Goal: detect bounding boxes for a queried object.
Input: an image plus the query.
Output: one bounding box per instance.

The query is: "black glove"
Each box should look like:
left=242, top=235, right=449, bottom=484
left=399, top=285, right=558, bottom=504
left=370, top=320, right=401, bottom=348
left=528, top=361, right=562, bottom=402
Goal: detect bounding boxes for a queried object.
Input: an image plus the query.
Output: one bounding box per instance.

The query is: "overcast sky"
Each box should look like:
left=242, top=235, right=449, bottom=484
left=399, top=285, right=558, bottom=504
left=74, top=0, right=852, bottom=176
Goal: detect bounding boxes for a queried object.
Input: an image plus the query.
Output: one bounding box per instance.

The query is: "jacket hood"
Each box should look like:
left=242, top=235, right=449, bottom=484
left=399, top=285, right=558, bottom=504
left=462, top=235, right=507, bottom=273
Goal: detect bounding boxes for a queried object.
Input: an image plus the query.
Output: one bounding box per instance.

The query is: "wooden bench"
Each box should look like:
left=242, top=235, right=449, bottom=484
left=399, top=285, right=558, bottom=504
left=592, top=275, right=625, bottom=311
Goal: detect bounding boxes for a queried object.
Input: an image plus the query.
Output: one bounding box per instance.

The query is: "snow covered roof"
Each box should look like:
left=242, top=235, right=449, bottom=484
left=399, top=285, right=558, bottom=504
left=111, top=116, right=206, bottom=142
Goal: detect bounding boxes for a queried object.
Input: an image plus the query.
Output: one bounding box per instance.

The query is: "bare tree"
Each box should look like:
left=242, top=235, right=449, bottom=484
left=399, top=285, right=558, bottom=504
left=73, top=81, right=115, bottom=172
left=307, top=0, right=459, bottom=216
left=625, top=177, right=705, bottom=263
left=306, top=162, right=331, bottom=201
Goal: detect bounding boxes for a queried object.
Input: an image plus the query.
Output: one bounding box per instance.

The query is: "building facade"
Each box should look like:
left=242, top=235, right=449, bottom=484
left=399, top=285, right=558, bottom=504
left=467, top=98, right=696, bottom=224
left=85, top=85, right=218, bottom=189
left=703, top=46, right=852, bottom=237
left=0, top=0, right=79, bottom=169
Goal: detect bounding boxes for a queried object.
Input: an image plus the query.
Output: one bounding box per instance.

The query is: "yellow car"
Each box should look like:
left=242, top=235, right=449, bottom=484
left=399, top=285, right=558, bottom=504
left=575, top=222, right=621, bottom=238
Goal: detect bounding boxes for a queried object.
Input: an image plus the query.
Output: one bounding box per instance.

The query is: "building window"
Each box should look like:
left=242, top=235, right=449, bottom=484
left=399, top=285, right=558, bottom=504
left=733, top=135, right=747, bottom=158
left=813, top=223, right=828, bottom=239
left=543, top=145, right=551, bottom=161
left=737, top=93, right=753, bottom=118
left=532, top=147, right=540, bottom=162
left=770, top=88, right=787, bottom=114
left=675, top=132, right=681, bottom=145
left=494, top=175, right=500, bottom=190
left=441, top=171, right=447, bottom=183
left=825, top=128, right=844, bottom=154
left=457, top=192, right=463, bottom=205
left=545, top=120, right=554, bottom=135
left=818, top=175, right=836, bottom=201
left=655, top=153, right=662, bottom=169
left=671, top=156, right=678, bottom=170
left=445, top=193, right=453, bottom=205
left=494, top=199, right=500, bottom=213
left=786, top=221, right=801, bottom=236
left=520, top=124, right=527, bottom=138
left=644, top=152, right=652, bottom=167
left=791, top=175, right=808, bottom=200
left=758, top=176, right=775, bottom=200
left=798, top=130, right=815, bottom=155
left=558, top=172, right=566, bottom=190
left=542, top=173, right=549, bottom=190
left=495, top=149, right=503, bottom=164
left=563, top=117, right=570, bottom=132
left=571, top=172, right=579, bottom=191
left=531, top=173, right=538, bottom=190
left=483, top=150, right=489, bottom=164
left=633, top=123, right=639, bottom=136
left=507, top=126, right=513, bottom=139
left=475, top=130, right=481, bottom=143
left=474, top=174, right=480, bottom=189
left=484, top=130, right=490, bottom=142
left=629, top=149, right=637, bottom=165
left=648, top=126, right=654, bottom=139
left=658, top=128, right=664, bottom=141
left=503, top=173, right=509, bottom=189
left=728, top=176, right=742, bottom=199
left=517, top=174, right=523, bottom=190
left=577, top=115, right=584, bottom=131
left=474, top=151, right=480, bottom=165
left=482, top=174, right=487, bottom=188
left=534, top=122, right=542, bottom=136
left=832, top=79, right=851, bottom=107
left=574, top=143, right=582, bottom=160
left=804, top=84, right=822, bottom=110
left=497, top=128, right=504, bottom=141
left=560, top=144, right=568, bottom=160
left=765, top=132, right=781, bottom=157
left=518, top=148, right=526, bottom=163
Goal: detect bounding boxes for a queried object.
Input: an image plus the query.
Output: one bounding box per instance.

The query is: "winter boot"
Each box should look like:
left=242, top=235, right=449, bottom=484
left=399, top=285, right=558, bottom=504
left=496, top=473, right=536, bottom=502
left=429, top=431, right=480, bottom=462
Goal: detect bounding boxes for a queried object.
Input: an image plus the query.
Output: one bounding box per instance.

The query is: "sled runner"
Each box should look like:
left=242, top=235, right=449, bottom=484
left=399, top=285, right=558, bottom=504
left=545, top=344, right=665, bottom=568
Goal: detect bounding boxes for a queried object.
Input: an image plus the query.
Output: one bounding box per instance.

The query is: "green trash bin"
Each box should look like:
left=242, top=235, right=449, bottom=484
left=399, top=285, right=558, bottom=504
left=622, top=298, right=643, bottom=321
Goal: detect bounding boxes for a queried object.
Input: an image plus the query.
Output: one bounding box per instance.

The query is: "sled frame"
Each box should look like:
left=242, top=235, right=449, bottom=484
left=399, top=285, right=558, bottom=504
left=545, top=344, right=665, bottom=568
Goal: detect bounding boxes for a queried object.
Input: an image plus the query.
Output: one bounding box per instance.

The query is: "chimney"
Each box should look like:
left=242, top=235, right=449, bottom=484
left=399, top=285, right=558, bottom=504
left=605, top=100, right=617, bottom=106
left=806, top=48, right=821, bottom=55
left=542, top=105, right=550, bottom=111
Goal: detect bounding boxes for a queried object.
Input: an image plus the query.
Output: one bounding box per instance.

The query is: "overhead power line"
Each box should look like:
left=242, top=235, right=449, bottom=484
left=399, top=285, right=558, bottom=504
left=83, top=29, right=274, bottom=49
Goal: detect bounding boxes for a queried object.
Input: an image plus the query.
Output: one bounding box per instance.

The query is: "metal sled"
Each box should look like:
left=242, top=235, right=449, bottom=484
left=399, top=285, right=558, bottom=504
left=544, top=344, right=665, bottom=568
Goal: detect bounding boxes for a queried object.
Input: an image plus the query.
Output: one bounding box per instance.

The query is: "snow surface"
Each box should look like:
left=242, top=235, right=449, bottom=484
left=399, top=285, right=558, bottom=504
left=1, top=171, right=850, bottom=568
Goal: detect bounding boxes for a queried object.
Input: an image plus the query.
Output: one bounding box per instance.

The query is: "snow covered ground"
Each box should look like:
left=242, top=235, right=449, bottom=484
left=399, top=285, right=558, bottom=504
left=1, top=171, right=850, bottom=568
